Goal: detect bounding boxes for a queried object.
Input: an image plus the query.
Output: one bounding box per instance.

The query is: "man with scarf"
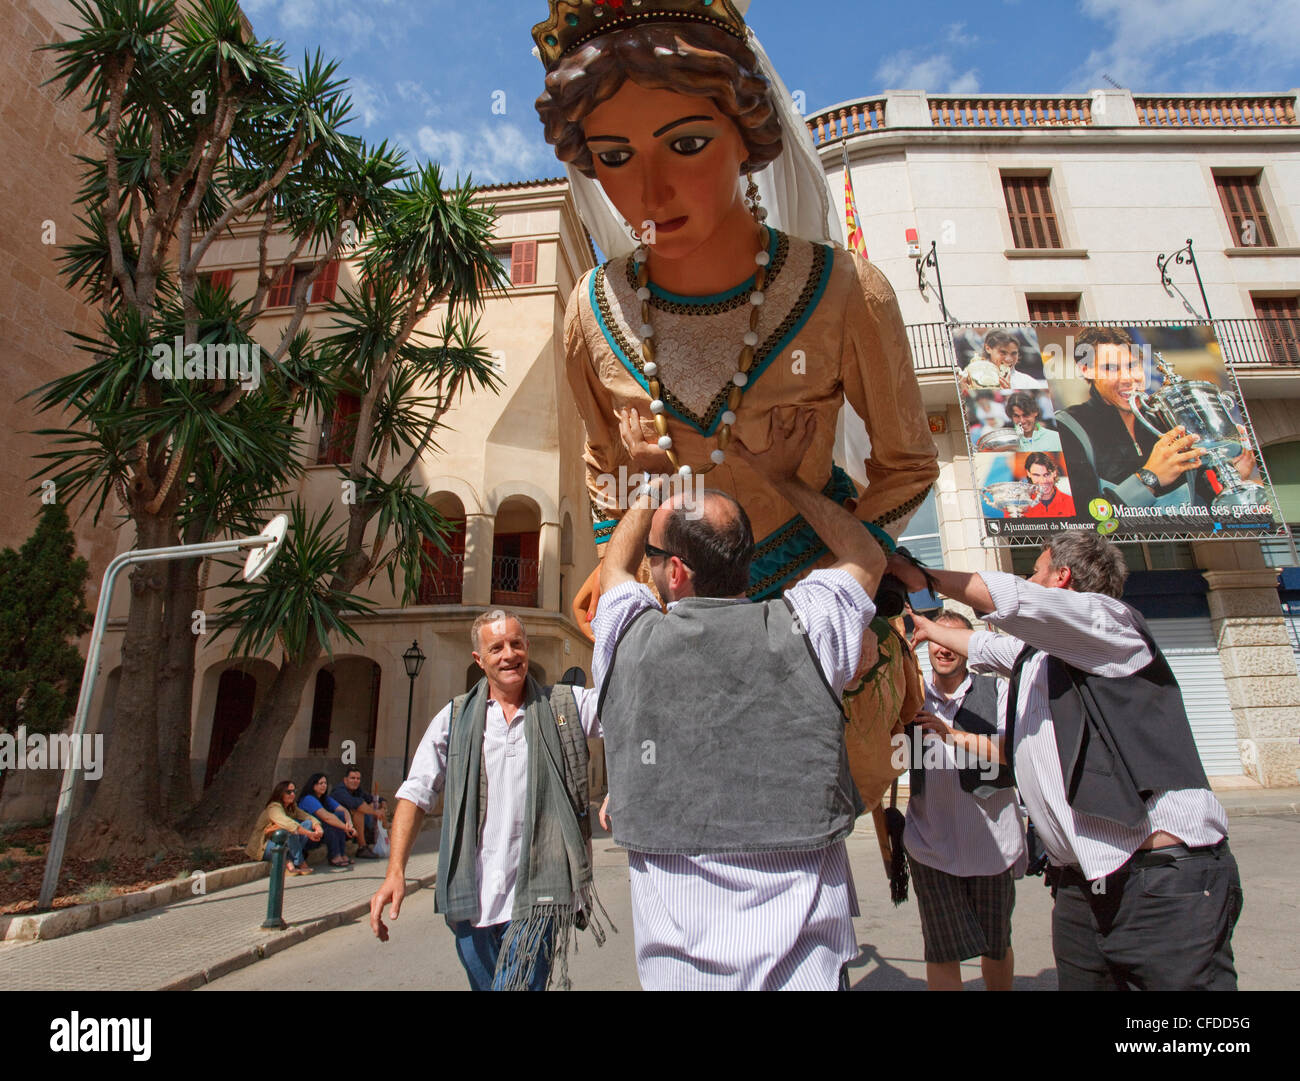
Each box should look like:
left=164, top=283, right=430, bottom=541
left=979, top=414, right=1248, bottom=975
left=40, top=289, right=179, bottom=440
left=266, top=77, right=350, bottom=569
left=593, top=407, right=886, bottom=990
left=369, top=610, right=605, bottom=990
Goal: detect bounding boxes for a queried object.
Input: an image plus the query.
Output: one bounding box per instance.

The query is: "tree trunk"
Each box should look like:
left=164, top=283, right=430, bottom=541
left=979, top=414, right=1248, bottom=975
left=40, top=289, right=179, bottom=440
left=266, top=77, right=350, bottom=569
left=156, top=546, right=202, bottom=819
left=181, top=643, right=322, bottom=847
left=67, top=514, right=180, bottom=858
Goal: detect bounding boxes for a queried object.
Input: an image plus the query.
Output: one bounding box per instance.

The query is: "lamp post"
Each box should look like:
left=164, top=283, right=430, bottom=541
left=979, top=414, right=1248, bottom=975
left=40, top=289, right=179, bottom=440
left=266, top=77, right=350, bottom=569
left=402, top=640, right=426, bottom=778
left=39, top=515, right=290, bottom=909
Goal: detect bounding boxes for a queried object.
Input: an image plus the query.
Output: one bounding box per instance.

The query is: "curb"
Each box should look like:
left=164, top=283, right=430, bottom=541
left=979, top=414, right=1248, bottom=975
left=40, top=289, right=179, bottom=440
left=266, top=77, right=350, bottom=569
left=159, top=868, right=439, bottom=991
left=0, top=861, right=270, bottom=944
left=1223, top=798, right=1300, bottom=817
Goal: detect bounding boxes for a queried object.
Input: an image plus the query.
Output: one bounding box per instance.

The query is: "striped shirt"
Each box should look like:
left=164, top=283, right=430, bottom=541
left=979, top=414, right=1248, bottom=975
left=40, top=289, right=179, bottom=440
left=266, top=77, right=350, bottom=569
left=902, top=673, right=1026, bottom=878
left=966, top=571, right=1227, bottom=881
left=592, top=570, right=873, bottom=991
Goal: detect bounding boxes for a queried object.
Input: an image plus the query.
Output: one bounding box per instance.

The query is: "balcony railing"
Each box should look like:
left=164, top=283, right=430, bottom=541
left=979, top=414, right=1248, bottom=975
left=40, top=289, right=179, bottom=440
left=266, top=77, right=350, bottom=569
left=930, top=96, right=1093, bottom=128
left=491, top=556, right=539, bottom=608
left=1134, top=95, right=1297, bottom=127
left=417, top=552, right=464, bottom=605
left=806, top=91, right=1297, bottom=146
left=906, top=318, right=1300, bottom=374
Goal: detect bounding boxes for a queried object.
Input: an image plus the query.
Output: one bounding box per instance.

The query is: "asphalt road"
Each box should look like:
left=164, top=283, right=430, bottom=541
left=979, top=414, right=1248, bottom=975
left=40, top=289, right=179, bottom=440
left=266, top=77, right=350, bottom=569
left=202, top=814, right=1298, bottom=991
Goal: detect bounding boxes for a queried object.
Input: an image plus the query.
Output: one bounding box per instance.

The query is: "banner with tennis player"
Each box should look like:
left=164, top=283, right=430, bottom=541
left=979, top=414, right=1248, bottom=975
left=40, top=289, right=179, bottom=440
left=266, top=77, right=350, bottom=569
left=951, top=323, right=1287, bottom=543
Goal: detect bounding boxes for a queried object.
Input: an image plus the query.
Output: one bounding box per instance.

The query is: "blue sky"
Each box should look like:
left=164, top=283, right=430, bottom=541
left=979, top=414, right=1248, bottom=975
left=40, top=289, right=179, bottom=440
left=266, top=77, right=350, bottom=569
left=240, top=0, right=1300, bottom=186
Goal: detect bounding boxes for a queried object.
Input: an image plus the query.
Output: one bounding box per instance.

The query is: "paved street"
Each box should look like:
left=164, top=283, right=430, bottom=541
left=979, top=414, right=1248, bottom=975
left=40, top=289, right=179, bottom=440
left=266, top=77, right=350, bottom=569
left=202, top=813, right=1299, bottom=992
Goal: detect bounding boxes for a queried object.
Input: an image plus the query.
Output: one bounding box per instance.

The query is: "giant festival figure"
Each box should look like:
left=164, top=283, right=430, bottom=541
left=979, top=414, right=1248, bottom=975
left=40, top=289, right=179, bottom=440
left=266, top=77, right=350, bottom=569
left=532, top=0, right=939, bottom=814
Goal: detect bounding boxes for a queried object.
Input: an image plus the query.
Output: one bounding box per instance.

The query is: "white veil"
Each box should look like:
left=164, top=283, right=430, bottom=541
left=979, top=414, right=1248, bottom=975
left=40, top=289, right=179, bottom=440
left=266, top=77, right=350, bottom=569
left=550, top=4, right=879, bottom=498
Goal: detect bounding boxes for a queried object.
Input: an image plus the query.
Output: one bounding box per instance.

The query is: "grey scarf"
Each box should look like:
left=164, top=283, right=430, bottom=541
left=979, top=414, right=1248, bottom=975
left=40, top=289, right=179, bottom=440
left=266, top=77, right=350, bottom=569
left=437, top=676, right=607, bottom=989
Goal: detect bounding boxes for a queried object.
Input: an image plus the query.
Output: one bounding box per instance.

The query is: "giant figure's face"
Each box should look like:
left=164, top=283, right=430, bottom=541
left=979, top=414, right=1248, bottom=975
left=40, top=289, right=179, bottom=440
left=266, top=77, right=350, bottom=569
left=582, top=82, right=750, bottom=262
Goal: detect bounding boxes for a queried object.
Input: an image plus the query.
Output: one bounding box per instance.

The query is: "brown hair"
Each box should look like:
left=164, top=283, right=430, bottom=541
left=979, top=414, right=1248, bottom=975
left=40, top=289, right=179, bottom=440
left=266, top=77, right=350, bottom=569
left=1046, top=530, right=1129, bottom=599
left=535, top=23, right=783, bottom=179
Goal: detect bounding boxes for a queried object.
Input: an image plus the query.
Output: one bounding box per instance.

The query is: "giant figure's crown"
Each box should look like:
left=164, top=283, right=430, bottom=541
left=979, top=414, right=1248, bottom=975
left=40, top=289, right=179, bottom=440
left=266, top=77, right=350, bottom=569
left=532, top=0, right=749, bottom=72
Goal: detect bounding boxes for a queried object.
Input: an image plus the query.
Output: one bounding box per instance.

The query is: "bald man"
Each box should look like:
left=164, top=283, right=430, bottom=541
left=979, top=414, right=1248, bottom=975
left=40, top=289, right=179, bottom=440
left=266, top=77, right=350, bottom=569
left=592, top=409, right=887, bottom=990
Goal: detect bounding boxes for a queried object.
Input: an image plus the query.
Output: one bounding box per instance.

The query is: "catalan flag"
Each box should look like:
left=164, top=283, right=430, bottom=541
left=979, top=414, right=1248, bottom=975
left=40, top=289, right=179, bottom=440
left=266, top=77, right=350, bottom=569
left=842, top=144, right=868, bottom=259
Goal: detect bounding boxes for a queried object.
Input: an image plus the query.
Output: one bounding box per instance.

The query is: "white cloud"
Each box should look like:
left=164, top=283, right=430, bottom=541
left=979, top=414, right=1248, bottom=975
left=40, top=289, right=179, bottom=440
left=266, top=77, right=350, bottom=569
left=875, top=51, right=982, bottom=94
left=395, top=80, right=443, bottom=120
left=1072, top=0, right=1300, bottom=90
left=347, top=77, right=386, bottom=127
left=409, top=121, right=549, bottom=185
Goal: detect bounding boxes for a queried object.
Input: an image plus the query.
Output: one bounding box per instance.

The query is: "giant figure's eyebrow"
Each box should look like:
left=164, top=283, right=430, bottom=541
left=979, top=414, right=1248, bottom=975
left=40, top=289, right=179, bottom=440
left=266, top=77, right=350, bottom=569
left=654, top=115, right=714, bottom=137
left=586, top=115, right=715, bottom=144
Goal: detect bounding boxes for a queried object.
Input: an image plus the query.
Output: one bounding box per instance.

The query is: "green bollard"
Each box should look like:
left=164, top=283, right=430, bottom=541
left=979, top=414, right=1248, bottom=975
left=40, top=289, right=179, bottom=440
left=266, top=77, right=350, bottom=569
left=262, top=828, right=289, bottom=930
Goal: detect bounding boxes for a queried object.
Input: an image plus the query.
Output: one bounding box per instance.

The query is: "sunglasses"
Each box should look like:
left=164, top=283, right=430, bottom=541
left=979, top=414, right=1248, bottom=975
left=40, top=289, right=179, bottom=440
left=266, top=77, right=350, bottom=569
left=645, top=541, right=691, bottom=569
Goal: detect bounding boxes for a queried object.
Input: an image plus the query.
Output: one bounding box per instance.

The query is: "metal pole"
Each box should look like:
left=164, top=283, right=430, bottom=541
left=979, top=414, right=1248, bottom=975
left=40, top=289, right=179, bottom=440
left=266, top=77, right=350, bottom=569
left=262, top=829, right=289, bottom=930
left=403, top=675, right=415, bottom=779
left=1184, top=238, right=1213, bottom=321
left=38, top=532, right=279, bottom=909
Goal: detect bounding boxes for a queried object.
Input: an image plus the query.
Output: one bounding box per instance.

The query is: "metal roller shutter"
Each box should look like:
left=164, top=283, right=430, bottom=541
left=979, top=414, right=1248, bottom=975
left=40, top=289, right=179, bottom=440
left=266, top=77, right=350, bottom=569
left=1147, top=618, right=1243, bottom=777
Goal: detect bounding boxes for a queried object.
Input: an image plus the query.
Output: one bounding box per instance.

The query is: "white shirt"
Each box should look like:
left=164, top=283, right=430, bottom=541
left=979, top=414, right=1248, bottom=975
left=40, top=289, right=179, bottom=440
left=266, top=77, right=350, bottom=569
left=396, top=686, right=601, bottom=927
left=966, top=571, right=1227, bottom=880
left=592, top=568, right=874, bottom=990
left=902, top=672, right=1026, bottom=878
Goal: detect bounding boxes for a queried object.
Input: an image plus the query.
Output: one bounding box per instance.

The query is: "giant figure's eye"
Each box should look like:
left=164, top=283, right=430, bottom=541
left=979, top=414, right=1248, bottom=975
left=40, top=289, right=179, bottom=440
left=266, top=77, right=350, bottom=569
left=596, top=149, right=633, bottom=167
left=671, top=135, right=711, bottom=155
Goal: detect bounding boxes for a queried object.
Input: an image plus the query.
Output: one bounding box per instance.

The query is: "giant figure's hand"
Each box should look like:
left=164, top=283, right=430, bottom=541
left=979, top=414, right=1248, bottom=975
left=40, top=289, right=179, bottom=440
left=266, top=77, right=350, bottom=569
left=617, top=407, right=673, bottom=474
left=733, top=405, right=815, bottom=486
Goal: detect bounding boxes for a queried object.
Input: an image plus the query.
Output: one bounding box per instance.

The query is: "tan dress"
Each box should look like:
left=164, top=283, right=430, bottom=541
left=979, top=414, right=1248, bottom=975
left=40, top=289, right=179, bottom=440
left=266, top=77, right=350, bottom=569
left=565, top=231, right=938, bottom=812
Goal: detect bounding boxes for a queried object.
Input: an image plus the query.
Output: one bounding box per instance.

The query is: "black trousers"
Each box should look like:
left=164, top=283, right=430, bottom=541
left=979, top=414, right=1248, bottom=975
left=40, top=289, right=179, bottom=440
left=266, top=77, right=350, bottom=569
left=1048, top=840, right=1242, bottom=991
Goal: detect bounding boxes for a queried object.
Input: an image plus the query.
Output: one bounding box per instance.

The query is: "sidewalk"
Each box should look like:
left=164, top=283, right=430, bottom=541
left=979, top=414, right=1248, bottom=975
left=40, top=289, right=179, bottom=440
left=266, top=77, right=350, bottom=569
left=0, top=829, right=439, bottom=991
left=0, top=790, right=1295, bottom=991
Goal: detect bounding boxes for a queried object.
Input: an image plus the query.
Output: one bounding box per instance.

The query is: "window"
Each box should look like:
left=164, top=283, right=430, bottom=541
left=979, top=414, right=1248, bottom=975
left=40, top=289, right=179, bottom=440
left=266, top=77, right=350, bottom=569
left=510, top=240, right=537, bottom=286
left=268, top=261, right=339, bottom=307
left=1002, top=174, right=1061, bottom=249
left=491, top=530, right=539, bottom=607
left=317, top=391, right=361, bottom=466
left=1215, top=173, right=1277, bottom=247
left=1027, top=296, right=1080, bottom=322
left=417, top=524, right=466, bottom=604
left=310, top=260, right=339, bottom=303
left=203, top=269, right=234, bottom=293
left=1253, top=295, right=1300, bottom=365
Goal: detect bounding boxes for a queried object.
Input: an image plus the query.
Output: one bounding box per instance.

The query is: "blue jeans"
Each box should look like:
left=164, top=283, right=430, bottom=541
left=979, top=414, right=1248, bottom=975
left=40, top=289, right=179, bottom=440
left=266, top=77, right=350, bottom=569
left=305, top=823, right=348, bottom=861
left=451, top=919, right=555, bottom=991
left=265, top=832, right=308, bottom=868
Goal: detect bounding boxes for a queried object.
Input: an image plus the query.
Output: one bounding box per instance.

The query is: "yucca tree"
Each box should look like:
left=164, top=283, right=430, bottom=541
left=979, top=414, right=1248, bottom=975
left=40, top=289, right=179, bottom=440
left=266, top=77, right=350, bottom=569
left=28, top=0, right=485, bottom=856
left=184, top=166, right=506, bottom=843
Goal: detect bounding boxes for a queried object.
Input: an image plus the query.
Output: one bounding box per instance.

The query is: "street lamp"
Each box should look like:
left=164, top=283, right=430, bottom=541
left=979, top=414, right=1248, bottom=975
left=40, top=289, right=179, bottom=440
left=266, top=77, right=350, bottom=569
left=39, top=514, right=290, bottom=909
left=402, top=640, right=426, bottom=778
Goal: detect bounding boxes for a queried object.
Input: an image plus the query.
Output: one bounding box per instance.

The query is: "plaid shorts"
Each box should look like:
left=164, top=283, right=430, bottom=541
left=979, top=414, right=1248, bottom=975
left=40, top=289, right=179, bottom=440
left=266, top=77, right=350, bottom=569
left=907, top=856, right=1015, bottom=964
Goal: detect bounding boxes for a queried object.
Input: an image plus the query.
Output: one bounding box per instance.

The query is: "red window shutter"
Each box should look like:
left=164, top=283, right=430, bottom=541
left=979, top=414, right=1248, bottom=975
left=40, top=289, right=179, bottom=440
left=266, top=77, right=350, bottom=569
left=520, top=531, right=539, bottom=593
left=318, top=391, right=362, bottom=465
left=1253, top=295, right=1300, bottom=364
left=1028, top=297, right=1080, bottom=322
left=311, top=260, right=340, bottom=303
left=1216, top=175, right=1276, bottom=247
left=267, top=266, right=294, bottom=307
left=1003, top=176, right=1062, bottom=249
left=207, top=269, right=234, bottom=292
left=510, top=241, right=537, bottom=286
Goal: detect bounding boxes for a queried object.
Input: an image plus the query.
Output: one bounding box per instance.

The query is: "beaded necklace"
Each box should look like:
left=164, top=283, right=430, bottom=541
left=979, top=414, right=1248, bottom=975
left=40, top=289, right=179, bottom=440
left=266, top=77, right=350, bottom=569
left=633, top=220, right=771, bottom=476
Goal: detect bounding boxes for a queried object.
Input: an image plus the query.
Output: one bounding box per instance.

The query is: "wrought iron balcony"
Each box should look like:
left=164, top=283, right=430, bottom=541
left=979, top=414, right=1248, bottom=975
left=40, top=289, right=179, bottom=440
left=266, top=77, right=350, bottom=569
left=905, top=317, right=1300, bottom=374
left=491, top=555, right=539, bottom=608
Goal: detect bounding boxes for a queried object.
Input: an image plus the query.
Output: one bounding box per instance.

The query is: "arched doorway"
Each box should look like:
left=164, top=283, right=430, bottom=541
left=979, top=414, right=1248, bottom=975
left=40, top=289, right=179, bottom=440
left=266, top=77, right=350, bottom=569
left=205, top=668, right=258, bottom=787
left=419, top=493, right=466, bottom=604
left=492, top=495, right=540, bottom=608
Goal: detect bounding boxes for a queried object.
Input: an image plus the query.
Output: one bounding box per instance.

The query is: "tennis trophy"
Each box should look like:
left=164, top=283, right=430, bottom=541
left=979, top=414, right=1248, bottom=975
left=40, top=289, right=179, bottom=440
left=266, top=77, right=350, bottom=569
left=979, top=480, right=1037, bottom=518
left=975, top=426, right=1022, bottom=452
left=1129, top=353, right=1267, bottom=512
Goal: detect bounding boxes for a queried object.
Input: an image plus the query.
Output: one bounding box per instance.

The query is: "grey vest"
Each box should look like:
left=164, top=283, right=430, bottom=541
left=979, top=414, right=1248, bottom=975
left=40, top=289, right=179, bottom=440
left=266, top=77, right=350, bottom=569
left=911, top=674, right=1011, bottom=798
left=597, top=595, right=860, bottom=855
